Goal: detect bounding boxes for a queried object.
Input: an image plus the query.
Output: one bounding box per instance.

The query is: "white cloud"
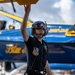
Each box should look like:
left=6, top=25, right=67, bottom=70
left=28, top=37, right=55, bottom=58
left=53, top=0, right=75, bottom=23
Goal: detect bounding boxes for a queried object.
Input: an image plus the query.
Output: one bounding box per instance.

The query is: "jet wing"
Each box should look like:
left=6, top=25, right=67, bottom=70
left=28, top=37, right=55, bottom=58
left=0, top=10, right=33, bottom=25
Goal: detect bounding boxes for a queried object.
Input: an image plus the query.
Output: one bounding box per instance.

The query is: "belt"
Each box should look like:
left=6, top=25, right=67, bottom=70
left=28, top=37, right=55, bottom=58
left=26, top=69, right=46, bottom=75
left=35, top=70, right=46, bottom=74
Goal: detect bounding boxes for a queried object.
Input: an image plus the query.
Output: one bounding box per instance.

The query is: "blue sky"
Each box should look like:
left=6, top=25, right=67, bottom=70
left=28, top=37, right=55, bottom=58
left=0, top=0, right=75, bottom=29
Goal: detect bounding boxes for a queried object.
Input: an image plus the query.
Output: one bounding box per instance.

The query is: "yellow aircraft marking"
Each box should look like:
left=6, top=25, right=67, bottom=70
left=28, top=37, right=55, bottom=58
left=0, top=10, right=32, bottom=26
left=65, top=30, right=75, bottom=36
left=0, top=0, right=15, bottom=3
left=16, top=0, right=38, bottom=5
left=49, top=28, right=75, bottom=36
left=5, top=45, right=26, bottom=54
left=0, top=0, right=38, bottom=5
left=49, top=29, right=69, bottom=32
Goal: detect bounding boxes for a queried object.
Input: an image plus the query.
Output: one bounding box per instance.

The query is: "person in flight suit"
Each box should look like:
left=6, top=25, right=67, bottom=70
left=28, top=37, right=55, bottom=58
left=20, top=5, right=54, bottom=75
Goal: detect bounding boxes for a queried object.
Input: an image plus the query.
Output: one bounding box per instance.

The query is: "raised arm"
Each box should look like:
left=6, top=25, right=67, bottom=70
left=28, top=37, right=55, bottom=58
left=20, top=5, right=31, bottom=41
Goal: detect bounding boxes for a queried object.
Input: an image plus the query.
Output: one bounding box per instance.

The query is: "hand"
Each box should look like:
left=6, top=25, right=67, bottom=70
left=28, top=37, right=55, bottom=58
left=50, top=71, right=55, bottom=75
left=24, top=5, right=31, bottom=14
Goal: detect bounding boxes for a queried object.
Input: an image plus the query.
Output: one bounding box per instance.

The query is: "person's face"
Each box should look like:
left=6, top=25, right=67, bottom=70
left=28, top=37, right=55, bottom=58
left=34, top=27, right=45, bottom=38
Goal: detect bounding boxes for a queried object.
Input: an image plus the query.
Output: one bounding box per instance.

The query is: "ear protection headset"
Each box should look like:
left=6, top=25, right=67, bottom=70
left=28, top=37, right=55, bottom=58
left=31, top=21, right=48, bottom=36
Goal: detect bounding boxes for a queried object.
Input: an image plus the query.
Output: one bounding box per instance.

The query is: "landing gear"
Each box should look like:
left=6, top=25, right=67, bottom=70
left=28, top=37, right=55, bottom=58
left=5, top=62, right=16, bottom=72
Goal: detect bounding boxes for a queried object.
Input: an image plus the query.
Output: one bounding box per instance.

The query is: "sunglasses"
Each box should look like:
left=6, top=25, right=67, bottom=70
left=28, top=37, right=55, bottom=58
left=35, top=28, right=45, bottom=30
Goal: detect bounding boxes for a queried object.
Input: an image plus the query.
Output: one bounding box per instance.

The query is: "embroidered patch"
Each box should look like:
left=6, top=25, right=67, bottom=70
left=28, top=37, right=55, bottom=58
left=44, top=45, right=47, bottom=51
left=32, top=47, right=39, bottom=56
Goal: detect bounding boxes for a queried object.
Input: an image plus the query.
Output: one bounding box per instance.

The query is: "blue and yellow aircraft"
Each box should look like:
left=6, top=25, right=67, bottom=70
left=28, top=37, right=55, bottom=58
left=0, top=0, right=75, bottom=70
